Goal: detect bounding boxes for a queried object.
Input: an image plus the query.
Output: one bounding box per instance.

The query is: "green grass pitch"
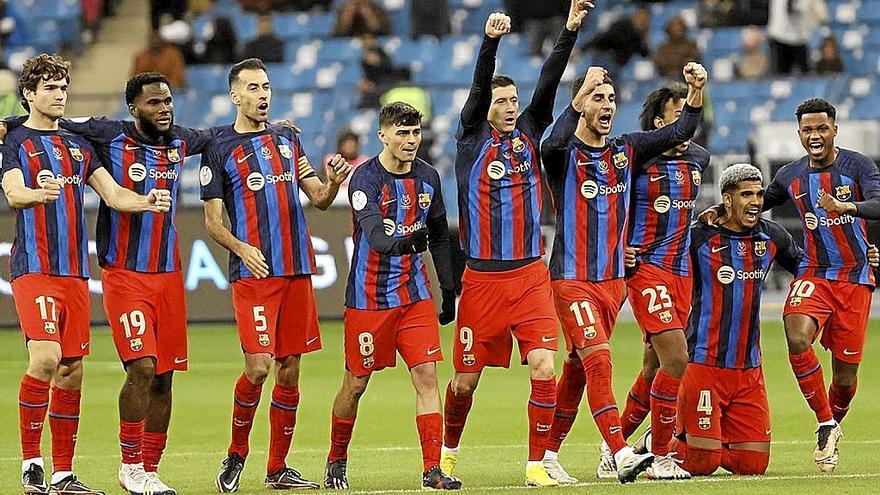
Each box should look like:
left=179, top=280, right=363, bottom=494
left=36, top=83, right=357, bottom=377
left=1, top=319, right=879, bottom=494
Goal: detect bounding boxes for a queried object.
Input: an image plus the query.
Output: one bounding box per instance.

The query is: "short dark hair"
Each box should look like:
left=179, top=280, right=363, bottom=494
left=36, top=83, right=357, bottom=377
left=228, top=58, right=267, bottom=89
left=795, top=98, right=836, bottom=123
left=337, top=129, right=359, bottom=147
left=491, top=75, right=516, bottom=90
left=125, top=72, right=171, bottom=105
left=379, top=101, right=422, bottom=128
left=639, top=83, right=688, bottom=131
left=19, top=53, right=71, bottom=112
left=571, top=72, right=614, bottom=99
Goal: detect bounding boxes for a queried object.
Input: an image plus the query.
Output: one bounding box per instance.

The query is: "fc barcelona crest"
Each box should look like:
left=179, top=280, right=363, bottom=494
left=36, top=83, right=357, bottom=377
left=583, top=326, right=597, bottom=340
left=418, top=192, right=431, bottom=209
left=166, top=148, right=181, bottom=162
left=613, top=152, right=628, bottom=169
left=698, top=417, right=711, bottom=431
left=130, top=338, right=143, bottom=352
left=462, top=353, right=476, bottom=366
left=258, top=334, right=270, bottom=347
left=754, top=240, right=767, bottom=257
left=69, top=148, right=83, bottom=161
left=511, top=136, right=525, bottom=153
left=692, top=170, right=702, bottom=185
left=658, top=310, right=673, bottom=324
left=279, top=144, right=293, bottom=159
left=53, top=147, right=63, bottom=160
left=835, top=184, right=852, bottom=201
left=261, top=145, right=273, bottom=159
left=363, top=356, right=375, bottom=368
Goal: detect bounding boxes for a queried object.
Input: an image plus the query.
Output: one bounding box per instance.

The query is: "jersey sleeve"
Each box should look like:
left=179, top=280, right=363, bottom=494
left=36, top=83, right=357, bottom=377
left=541, top=104, right=579, bottom=179
left=292, top=132, right=318, bottom=181
left=199, top=146, right=225, bottom=201
left=59, top=117, right=121, bottom=144
left=625, top=104, right=702, bottom=166
left=762, top=170, right=790, bottom=211
left=173, top=125, right=215, bottom=155
left=767, top=220, right=802, bottom=275
left=521, top=28, right=578, bottom=134
left=425, top=169, right=454, bottom=291
left=349, top=166, right=382, bottom=223
left=81, top=141, right=103, bottom=179
left=1, top=138, right=22, bottom=175
left=853, top=155, right=880, bottom=219
left=457, top=35, right=500, bottom=138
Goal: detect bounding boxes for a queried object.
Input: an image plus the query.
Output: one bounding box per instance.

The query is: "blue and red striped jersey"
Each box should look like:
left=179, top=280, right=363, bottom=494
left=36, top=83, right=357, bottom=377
left=543, top=104, right=703, bottom=282
left=687, top=220, right=801, bottom=369
left=58, top=118, right=213, bottom=273
left=764, top=149, right=880, bottom=286
left=345, top=157, right=446, bottom=310
left=627, top=143, right=710, bottom=276
left=1, top=127, right=101, bottom=280
left=200, top=124, right=317, bottom=281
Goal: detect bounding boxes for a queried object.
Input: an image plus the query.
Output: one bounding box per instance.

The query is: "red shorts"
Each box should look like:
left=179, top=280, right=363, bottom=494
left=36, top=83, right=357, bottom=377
left=343, top=299, right=441, bottom=377
left=453, top=260, right=558, bottom=372
left=102, top=267, right=188, bottom=374
left=231, top=276, right=321, bottom=359
left=627, top=263, right=693, bottom=339
left=11, top=274, right=91, bottom=359
left=783, top=277, right=872, bottom=364
left=552, top=279, right=625, bottom=355
left=678, top=363, right=771, bottom=444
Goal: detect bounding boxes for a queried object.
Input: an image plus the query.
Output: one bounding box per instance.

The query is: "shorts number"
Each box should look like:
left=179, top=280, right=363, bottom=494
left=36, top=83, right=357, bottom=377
left=790, top=280, right=816, bottom=299
left=697, top=389, right=713, bottom=415
left=459, top=326, right=474, bottom=352
left=35, top=296, right=57, bottom=321
left=641, top=286, right=672, bottom=313
left=253, top=306, right=267, bottom=332
left=357, top=332, right=374, bottom=356
left=119, top=310, right=146, bottom=339
left=569, top=301, right=597, bottom=327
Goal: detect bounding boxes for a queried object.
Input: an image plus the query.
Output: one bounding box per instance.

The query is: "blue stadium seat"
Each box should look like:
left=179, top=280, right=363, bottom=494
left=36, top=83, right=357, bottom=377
left=187, top=65, right=229, bottom=93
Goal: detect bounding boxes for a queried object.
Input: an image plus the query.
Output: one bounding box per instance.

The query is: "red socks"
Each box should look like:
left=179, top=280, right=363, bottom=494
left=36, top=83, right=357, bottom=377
left=142, top=432, right=167, bottom=472
left=788, top=349, right=832, bottom=423
left=328, top=414, right=356, bottom=462
left=19, top=375, right=49, bottom=461
left=267, top=384, right=299, bottom=474
left=582, top=350, right=626, bottom=453
left=621, top=371, right=652, bottom=440
left=722, top=449, right=769, bottom=475
left=120, top=420, right=145, bottom=464
left=528, top=377, right=556, bottom=461
left=649, top=370, right=681, bottom=456
left=829, top=380, right=857, bottom=423
left=547, top=359, right=585, bottom=453
left=416, top=413, right=442, bottom=471
left=229, top=373, right=263, bottom=458
left=48, top=387, right=80, bottom=472
left=443, top=383, right=473, bottom=449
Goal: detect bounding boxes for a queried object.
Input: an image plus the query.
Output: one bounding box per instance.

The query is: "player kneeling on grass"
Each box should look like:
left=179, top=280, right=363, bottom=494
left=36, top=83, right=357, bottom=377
left=630, top=164, right=879, bottom=476
left=324, top=102, right=460, bottom=491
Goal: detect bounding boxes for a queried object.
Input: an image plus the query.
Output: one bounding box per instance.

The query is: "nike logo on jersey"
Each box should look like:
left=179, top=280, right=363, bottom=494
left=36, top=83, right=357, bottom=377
left=541, top=336, right=557, bottom=343
left=765, top=429, right=772, bottom=435
left=381, top=198, right=397, bottom=206
left=842, top=348, right=860, bottom=356
left=427, top=348, right=441, bottom=355
left=80, top=342, right=90, bottom=350
left=794, top=192, right=809, bottom=200
left=306, top=336, right=320, bottom=346
left=711, top=246, right=729, bottom=253
left=576, top=160, right=591, bottom=167
left=124, top=144, right=139, bottom=151
left=28, top=151, right=45, bottom=157
left=173, top=357, right=188, bottom=364
left=237, top=153, right=254, bottom=163
left=649, top=175, right=667, bottom=182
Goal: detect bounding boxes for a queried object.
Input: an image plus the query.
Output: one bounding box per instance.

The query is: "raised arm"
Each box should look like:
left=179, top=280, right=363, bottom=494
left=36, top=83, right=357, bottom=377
left=458, top=13, right=508, bottom=134
left=523, top=0, right=593, bottom=132
left=300, top=153, right=352, bottom=210
left=541, top=104, right=579, bottom=177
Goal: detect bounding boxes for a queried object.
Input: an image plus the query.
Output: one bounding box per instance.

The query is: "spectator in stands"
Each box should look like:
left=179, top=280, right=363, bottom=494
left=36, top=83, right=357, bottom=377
left=333, top=0, right=391, bottom=37
left=699, top=0, right=769, bottom=27
left=412, top=0, right=450, bottom=39
left=150, top=0, right=186, bottom=30
left=767, top=0, right=828, bottom=74
left=195, top=16, right=239, bottom=64
left=579, top=8, right=651, bottom=79
left=815, top=35, right=845, bottom=74
left=240, top=0, right=332, bottom=12
left=131, top=30, right=187, bottom=87
left=159, top=13, right=198, bottom=64
left=358, top=34, right=410, bottom=108
left=504, top=0, right=568, bottom=57
left=654, top=15, right=703, bottom=78
left=242, top=14, right=285, bottom=63
left=325, top=129, right=370, bottom=191
left=0, top=68, right=25, bottom=118
left=735, top=26, right=769, bottom=80
left=0, top=0, right=18, bottom=50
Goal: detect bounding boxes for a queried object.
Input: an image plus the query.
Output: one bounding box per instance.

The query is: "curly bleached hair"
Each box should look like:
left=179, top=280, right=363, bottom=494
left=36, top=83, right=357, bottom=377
left=720, top=163, right=763, bottom=193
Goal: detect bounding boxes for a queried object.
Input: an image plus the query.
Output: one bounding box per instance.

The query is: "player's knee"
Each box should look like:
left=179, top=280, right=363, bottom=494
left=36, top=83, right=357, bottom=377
left=725, top=450, right=769, bottom=475
left=56, top=358, right=84, bottom=382
left=344, top=378, right=369, bottom=401
left=451, top=375, right=479, bottom=396
left=410, top=363, right=438, bottom=390
left=150, top=372, right=173, bottom=397
left=527, top=353, right=556, bottom=380
left=660, top=351, right=688, bottom=377
left=832, top=370, right=858, bottom=389
left=244, top=359, right=272, bottom=384
left=28, top=355, right=60, bottom=380
left=686, top=447, right=723, bottom=476
left=125, top=358, right=156, bottom=385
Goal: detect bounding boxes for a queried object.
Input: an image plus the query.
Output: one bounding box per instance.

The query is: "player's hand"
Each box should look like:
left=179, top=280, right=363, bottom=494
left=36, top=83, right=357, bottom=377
left=438, top=288, right=456, bottom=325
left=624, top=246, right=638, bottom=269
left=237, top=242, right=270, bottom=279
left=326, top=153, right=353, bottom=185
left=867, top=243, right=880, bottom=268
left=485, top=12, right=511, bottom=38
left=683, top=62, right=708, bottom=90
left=566, top=0, right=594, bottom=31
left=817, top=189, right=854, bottom=215
left=146, top=188, right=172, bottom=213
left=573, top=66, right=607, bottom=111
left=698, top=203, right=724, bottom=226
left=399, top=227, right=429, bottom=254
left=36, top=177, right=62, bottom=204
